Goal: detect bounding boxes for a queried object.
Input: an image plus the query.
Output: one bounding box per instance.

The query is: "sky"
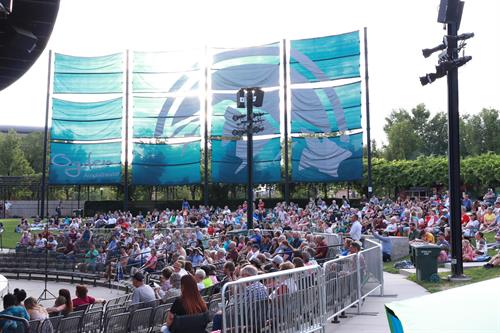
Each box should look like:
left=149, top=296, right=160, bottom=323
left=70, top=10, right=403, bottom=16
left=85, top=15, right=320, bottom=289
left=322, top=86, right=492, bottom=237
left=0, top=0, right=499, bottom=144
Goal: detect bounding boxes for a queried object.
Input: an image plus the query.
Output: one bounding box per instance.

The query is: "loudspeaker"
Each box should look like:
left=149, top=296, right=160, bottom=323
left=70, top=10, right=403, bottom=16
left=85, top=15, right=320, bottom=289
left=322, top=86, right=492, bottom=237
left=10, top=25, right=38, bottom=53
left=437, top=0, right=464, bottom=29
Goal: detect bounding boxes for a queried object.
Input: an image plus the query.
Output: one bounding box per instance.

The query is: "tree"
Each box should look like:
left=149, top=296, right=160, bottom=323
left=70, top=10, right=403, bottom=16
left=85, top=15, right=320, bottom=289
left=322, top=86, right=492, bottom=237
left=384, top=120, right=421, bottom=160
left=0, top=130, right=34, bottom=176
left=20, top=132, right=45, bottom=173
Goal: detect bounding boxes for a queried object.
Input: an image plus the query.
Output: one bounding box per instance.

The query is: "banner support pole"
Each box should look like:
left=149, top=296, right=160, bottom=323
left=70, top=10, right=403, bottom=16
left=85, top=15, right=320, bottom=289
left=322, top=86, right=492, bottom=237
left=40, top=50, right=52, bottom=219
left=282, top=39, right=290, bottom=205
left=124, top=50, right=130, bottom=212
left=203, top=46, right=209, bottom=206
left=364, top=27, right=373, bottom=199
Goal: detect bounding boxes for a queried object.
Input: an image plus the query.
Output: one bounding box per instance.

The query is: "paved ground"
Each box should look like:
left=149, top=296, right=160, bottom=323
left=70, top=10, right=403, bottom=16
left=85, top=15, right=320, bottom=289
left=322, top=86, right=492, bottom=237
left=4, top=279, right=125, bottom=309
left=325, top=273, right=428, bottom=333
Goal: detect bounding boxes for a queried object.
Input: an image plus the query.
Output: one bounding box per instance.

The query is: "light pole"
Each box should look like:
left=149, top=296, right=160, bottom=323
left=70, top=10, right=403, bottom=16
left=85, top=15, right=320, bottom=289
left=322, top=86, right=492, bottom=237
left=100, top=187, right=104, bottom=201
left=235, top=88, right=265, bottom=231
left=420, top=0, right=473, bottom=280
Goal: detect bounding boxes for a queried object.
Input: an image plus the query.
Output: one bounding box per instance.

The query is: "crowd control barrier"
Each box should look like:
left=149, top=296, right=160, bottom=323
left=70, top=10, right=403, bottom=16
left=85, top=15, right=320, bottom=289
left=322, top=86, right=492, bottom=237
left=221, top=265, right=325, bottom=333
left=221, top=239, right=384, bottom=332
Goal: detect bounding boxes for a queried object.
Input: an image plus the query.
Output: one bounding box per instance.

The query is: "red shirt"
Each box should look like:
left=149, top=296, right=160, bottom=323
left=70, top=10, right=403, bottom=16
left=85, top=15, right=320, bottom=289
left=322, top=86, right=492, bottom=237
left=72, top=296, right=95, bottom=308
left=461, top=213, right=470, bottom=225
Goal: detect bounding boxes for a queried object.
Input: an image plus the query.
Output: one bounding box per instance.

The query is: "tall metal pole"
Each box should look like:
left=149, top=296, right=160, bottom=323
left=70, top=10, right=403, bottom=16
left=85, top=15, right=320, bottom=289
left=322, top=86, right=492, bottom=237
left=40, top=50, right=52, bottom=219
left=246, top=89, right=254, bottom=231
left=124, top=50, right=130, bottom=212
left=203, top=47, right=209, bottom=206
left=282, top=39, right=290, bottom=204
left=364, top=27, right=373, bottom=199
left=446, top=0, right=465, bottom=279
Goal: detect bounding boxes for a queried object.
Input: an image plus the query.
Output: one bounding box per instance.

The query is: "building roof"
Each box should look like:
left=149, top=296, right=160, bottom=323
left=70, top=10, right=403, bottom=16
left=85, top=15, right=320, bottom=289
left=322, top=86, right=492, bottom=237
left=0, top=0, right=60, bottom=91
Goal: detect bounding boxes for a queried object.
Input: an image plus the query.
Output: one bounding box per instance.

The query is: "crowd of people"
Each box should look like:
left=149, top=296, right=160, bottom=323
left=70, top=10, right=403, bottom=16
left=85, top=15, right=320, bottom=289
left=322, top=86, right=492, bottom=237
left=4, top=189, right=499, bottom=331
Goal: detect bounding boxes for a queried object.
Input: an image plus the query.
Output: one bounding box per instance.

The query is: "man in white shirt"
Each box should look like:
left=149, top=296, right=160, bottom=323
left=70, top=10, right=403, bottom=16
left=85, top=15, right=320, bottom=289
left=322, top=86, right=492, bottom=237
left=349, top=214, right=362, bottom=241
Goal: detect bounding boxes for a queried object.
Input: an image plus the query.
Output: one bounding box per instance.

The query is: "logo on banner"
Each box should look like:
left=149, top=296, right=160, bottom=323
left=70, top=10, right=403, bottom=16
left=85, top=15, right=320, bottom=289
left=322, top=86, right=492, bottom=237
left=51, top=153, right=115, bottom=178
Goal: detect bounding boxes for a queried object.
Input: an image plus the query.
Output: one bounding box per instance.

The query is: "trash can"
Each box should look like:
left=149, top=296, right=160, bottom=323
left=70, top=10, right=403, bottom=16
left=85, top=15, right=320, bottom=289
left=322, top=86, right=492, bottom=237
left=73, top=209, right=83, bottom=217
left=411, top=244, right=441, bottom=282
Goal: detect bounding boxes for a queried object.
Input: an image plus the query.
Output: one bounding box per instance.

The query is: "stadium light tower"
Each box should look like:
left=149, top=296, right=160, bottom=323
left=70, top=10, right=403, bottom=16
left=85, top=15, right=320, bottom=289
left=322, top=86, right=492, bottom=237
left=420, top=0, right=473, bottom=281
left=235, top=88, right=265, bottom=231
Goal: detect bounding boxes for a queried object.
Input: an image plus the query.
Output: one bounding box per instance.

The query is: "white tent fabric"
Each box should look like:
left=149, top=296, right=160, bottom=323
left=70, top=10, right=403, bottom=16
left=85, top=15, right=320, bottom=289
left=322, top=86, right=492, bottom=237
left=385, top=277, right=500, bottom=333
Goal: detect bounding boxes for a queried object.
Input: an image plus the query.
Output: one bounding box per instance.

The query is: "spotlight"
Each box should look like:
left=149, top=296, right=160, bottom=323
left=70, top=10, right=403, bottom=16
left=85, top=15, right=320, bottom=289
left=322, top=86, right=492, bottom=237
left=422, top=44, right=446, bottom=58
left=420, top=71, right=447, bottom=86
left=232, top=114, right=246, bottom=121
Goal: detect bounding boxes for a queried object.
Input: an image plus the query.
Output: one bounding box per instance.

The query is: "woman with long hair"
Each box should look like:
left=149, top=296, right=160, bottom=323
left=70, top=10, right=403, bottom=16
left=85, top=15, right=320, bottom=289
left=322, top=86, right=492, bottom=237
left=47, top=289, right=73, bottom=316
left=161, top=274, right=208, bottom=333
left=24, top=297, right=49, bottom=320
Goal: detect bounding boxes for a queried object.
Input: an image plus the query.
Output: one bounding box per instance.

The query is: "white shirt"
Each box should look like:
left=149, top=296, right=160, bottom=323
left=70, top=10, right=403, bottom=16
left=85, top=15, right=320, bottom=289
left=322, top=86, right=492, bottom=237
left=350, top=221, right=362, bottom=241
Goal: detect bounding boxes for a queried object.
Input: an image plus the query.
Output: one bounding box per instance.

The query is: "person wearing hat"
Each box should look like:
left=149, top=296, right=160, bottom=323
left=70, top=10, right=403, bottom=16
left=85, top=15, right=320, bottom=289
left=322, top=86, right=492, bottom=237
left=131, top=272, right=156, bottom=305
left=271, top=255, right=284, bottom=270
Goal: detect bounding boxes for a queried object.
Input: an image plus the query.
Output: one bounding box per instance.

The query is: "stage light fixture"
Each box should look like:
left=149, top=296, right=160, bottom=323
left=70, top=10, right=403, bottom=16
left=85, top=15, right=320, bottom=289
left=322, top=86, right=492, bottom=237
left=236, top=88, right=245, bottom=108
left=252, top=88, right=264, bottom=107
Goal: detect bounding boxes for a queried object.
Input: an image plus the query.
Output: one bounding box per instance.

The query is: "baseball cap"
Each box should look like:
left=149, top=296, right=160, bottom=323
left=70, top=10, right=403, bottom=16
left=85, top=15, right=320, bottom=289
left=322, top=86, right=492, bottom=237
left=272, top=256, right=284, bottom=265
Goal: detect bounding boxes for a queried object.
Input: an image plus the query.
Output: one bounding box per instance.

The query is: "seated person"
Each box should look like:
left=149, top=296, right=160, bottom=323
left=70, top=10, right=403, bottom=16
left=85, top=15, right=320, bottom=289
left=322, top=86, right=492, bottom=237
left=462, top=239, right=476, bottom=262
left=24, top=297, right=49, bottom=320
left=483, top=253, right=500, bottom=269
left=72, top=285, right=105, bottom=309
left=474, top=231, right=487, bottom=256
left=0, top=294, right=30, bottom=331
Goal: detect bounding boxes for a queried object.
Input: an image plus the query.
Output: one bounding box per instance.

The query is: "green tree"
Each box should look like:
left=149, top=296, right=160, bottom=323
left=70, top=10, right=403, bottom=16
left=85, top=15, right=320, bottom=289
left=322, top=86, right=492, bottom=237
left=0, top=130, right=34, bottom=176
left=20, top=132, right=45, bottom=173
left=384, top=120, right=421, bottom=160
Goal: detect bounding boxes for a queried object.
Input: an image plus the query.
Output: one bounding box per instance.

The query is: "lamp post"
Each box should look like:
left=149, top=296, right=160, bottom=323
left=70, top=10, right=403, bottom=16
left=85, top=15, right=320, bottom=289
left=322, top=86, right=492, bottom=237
left=100, top=187, right=104, bottom=201
left=235, top=88, right=265, bottom=231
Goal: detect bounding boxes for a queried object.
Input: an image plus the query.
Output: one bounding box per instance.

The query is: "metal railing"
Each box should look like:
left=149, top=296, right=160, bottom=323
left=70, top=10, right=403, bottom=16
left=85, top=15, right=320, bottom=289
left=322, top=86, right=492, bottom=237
left=221, top=265, right=325, bottom=333
left=360, top=239, right=384, bottom=298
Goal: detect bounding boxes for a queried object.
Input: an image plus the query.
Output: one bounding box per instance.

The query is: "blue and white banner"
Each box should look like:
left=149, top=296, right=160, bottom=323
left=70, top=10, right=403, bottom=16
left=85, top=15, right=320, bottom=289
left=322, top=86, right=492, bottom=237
left=49, top=142, right=122, bottom=184
left=212, top=137, right=281, bottom=184
left=292, top=133, right=363, bottom=182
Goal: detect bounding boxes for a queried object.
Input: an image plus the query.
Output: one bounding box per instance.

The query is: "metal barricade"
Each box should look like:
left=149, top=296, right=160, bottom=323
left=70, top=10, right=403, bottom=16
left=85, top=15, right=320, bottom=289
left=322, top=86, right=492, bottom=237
left=221, top=265, right=325, bottom=333
left=323, top=253, right=359, bottom=321
left=359, top=239, right=384, bottom=298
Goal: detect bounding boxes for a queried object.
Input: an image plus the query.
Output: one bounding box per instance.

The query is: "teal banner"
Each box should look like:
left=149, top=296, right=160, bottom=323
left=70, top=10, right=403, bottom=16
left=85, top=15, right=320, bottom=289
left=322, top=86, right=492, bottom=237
left=132, top=141, right=201, bottom=185
left=211, top=90, right=280, bottom=137
left=53, top=53, right=124, bottom=94
left=211, top=43, right=280, bottom=90
left=211, top=137, right=281, bottom=184
left=133, top=96, right=200, bottom=138
left=52, top=98, right=123, bottom=121
left=292, top=133, right=363, bottom=182
left=132, top=51, right=200, bottom=93
left=290, top=31, right=360, bottom=83
left=291, top=82, right=361, bottom=133
left=49, top=142, right=122, bottom=184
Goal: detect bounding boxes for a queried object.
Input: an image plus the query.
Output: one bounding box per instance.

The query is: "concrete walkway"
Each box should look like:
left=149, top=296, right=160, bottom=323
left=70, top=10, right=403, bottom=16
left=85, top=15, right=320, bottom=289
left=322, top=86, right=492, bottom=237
left=325, top=273, right=428, bottom=333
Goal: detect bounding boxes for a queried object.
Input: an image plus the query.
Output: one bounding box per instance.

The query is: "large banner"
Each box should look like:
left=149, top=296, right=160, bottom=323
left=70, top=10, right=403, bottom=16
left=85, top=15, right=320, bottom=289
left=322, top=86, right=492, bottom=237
left=289, top=31, right=360, bottom=84
left=291, top=133, right=363, bottom=182
left=291, top=82, right=361, bottom=134
left=53, top=53, right=124, bottom=94
left=51, top=98, right=123, bottom=141
left=49, top=142, right=122, bottom=184
left=132, top=141, right=201, bottom=185
left=212, top=138, right=281, bottom=184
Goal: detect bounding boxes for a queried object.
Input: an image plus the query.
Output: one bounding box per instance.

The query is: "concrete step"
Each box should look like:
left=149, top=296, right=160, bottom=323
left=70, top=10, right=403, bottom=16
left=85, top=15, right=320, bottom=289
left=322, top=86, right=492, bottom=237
left=399, top=267, right=451, bottom=277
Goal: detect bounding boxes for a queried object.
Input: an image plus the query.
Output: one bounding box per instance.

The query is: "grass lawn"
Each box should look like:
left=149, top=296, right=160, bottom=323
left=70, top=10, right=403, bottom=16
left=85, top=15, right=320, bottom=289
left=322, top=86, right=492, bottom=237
left=384, top=232, right=500, bottom=293
left=0, top=218, right=26, bottom=249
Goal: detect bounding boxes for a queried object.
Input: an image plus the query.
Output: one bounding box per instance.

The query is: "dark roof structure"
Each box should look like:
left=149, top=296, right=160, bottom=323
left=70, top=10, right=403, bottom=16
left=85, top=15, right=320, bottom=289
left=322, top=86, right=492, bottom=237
left=0, top=0, right=60, bottom=91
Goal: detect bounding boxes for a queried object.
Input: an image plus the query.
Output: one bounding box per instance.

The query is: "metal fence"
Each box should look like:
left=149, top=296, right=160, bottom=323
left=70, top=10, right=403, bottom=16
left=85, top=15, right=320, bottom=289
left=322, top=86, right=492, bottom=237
left=360, top=239, right=384, bottom=298
left=221, top=265, right=325, bottom=333
left=323, top=253, right=360, bottom=321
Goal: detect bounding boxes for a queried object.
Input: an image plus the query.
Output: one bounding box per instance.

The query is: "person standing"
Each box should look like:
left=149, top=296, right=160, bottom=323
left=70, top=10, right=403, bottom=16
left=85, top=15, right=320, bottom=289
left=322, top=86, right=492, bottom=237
left=349, top=214, right=362, bottom=242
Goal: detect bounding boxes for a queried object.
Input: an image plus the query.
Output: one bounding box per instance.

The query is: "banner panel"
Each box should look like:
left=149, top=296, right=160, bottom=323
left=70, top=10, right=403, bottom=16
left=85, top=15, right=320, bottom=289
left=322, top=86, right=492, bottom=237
left=51, top=118, right=122, bottom=141
left=133, top=96, right=200, bottom=138
left=132, top=141, right=201, bottom=185
left=211, top=43, right=280, bottom=90
left=292, top=133, right=363, bottom=182
left=291, top=82, right=361, bottom=133
left=290, top=31, right=360, bottom=83
left=54, top=53, right=123, bottom=73
left=52, top=98, right=123, bottom=121
left=211, top=137, right=281, bottom=183
left=211, top=90, right=280, bottom=137
left=49, top=142, right=122, bottom=184
left=54, top=73, right=123, bottom=94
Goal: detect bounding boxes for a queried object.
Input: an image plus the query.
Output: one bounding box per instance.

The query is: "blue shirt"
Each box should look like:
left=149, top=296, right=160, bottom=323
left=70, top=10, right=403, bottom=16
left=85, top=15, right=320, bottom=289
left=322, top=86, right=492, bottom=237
left=372, top=232, right=392, bottom=255
left=0, top=306, right=30, bottom=330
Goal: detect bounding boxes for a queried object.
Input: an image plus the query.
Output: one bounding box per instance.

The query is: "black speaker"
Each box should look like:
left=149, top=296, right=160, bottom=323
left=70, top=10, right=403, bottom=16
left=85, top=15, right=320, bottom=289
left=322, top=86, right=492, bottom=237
left=9, top=25, right=38, bottom=53
left=437, top=0, right=464, bottom=29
